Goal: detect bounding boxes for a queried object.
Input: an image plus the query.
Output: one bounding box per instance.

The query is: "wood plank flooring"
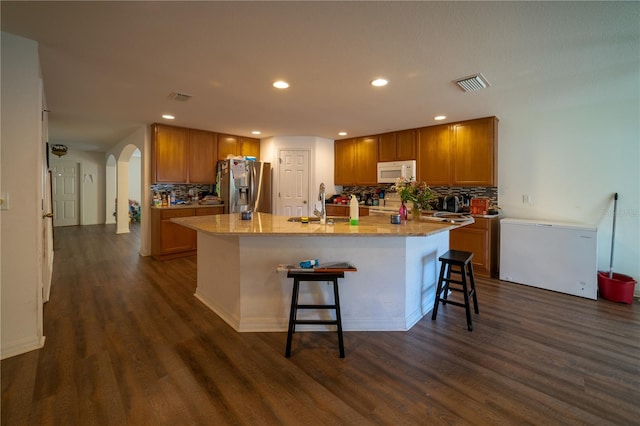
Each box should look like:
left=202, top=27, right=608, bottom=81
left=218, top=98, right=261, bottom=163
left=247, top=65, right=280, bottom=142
left=2, top=224, right=639, bottom=425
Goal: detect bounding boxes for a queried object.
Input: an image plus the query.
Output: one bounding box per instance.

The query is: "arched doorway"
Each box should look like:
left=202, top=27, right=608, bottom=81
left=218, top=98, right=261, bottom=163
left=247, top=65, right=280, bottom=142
left=115, top=144, right=140, bottom=234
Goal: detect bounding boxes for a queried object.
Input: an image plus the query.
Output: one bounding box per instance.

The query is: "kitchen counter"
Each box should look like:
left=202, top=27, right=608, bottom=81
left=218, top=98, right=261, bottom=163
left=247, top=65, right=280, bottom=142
left=172, top=213, right=471, bottom=333
left=171, top=212, right=465, bottom=237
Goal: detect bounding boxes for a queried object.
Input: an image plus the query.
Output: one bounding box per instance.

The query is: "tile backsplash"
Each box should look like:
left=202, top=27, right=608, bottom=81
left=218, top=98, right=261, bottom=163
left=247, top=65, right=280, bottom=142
left=150, top=184, right=215, bottom=204
left=341, top=185, right=498, bottom=206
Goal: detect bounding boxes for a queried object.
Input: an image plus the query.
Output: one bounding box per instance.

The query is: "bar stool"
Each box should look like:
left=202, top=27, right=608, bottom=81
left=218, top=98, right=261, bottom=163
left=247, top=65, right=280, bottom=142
left=285, top=271, right=345, bottom=358
left=431, top=250, right=479, bottom=331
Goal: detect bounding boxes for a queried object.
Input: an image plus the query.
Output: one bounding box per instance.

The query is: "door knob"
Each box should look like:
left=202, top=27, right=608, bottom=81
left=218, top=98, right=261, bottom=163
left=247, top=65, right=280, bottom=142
left=43, top=212, right=54, bottom=219
left=303, top=200, right=307, bottom=204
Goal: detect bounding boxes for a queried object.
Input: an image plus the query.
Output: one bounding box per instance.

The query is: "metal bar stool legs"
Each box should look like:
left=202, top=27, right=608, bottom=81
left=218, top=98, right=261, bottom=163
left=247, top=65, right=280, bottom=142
left=285, top=272, right=345, bottom=358
left=431, top=250, right=479, bottom=331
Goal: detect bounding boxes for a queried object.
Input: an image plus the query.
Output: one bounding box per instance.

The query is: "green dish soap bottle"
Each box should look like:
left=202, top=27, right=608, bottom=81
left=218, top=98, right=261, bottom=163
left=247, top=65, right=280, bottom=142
left=349, top=194, right=359, bottom=226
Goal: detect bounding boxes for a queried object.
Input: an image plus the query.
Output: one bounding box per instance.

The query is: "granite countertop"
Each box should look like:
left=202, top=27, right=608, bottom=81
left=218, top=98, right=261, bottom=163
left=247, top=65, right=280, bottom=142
left=170, top=212, right=469, bottom=237
left=150, top=203, right=224, bottom=210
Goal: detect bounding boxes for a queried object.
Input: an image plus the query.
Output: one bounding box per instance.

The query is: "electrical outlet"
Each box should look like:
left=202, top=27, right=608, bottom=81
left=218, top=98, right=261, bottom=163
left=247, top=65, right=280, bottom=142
left=0, top=192, right=9, bottom=210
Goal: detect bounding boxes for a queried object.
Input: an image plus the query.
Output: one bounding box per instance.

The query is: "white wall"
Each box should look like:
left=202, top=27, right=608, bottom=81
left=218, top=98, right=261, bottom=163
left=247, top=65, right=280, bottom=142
left=498, top=91, right=639, bottom=288
left=1, top=32, right=45, bottom=358
left=128, top=152, right=141, bottom=203
left=50, top=150, right=106, bottom=225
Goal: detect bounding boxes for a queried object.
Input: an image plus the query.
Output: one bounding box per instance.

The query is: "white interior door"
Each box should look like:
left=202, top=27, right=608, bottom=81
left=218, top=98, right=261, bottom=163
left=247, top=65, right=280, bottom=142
left=52, top=161, right=79, bottom=227
left=278, top=150, right=310, bottom=216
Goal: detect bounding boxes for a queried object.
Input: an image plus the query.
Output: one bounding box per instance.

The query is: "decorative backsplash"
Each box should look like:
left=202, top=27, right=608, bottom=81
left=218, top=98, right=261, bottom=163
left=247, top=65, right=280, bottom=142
left=150, top=184, right=215, bottom=204
left=341, top=185, right=498, bottom=206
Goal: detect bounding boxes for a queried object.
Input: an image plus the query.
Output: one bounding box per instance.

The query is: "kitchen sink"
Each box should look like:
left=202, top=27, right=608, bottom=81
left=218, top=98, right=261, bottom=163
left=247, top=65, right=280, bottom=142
left=287, top=216, right=350, bottom=223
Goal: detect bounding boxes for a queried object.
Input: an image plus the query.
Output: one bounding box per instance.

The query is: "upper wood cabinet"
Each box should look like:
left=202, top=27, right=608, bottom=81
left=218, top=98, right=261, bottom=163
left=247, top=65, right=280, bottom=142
left=188, top=129, right=217, bottom=183
left=218, top=134, right=238, bottom=160
left=354, top=136, right=378, bottom=185
left=218, top=135, right=260, bottom=160
left=152, top=124, right=189, bottom=183
left=239, top=137, right=260, bottom=159
left=417, top=116, right=497, bottom=187
left=334, top=136, right=378, bottom=185
left=334, top=138, right=356, bottom=185
left=451, top=117, right=498, bottom=186
left=417, top=124, right=451, bottom=186
left=378, top=130, right=416, bottom=162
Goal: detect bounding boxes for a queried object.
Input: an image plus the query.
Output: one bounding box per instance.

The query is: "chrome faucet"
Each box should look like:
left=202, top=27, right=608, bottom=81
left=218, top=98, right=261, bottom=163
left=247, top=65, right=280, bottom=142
left=313, top=183, right=326, bottom=224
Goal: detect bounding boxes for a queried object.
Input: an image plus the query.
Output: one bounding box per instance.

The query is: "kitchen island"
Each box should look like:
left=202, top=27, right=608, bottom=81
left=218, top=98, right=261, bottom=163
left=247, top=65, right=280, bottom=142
left=172, top=213, right=470, bottom=332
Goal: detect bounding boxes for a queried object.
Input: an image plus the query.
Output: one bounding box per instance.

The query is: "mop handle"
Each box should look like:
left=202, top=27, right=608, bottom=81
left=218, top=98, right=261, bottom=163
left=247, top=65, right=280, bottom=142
left=609, top=192, right=618, bottom=279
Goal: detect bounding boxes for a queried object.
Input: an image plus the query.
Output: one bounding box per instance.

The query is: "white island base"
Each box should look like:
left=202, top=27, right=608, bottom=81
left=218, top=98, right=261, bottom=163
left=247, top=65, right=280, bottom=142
left=194, top=232, right=449, bottom=332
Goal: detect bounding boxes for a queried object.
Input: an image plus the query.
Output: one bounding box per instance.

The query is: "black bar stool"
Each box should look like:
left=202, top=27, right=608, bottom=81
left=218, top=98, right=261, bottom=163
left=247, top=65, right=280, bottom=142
left=431, top=250, right=479, bottom=331
left=285, top=271, right=345, bottom=358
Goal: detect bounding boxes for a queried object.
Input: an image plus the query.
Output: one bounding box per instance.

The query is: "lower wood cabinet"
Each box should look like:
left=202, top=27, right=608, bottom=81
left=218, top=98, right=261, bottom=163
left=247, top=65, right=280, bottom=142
left=325, top=204, right=370, bottom=217
left=151, top=206, right=224, bottom=260
left=449, top=216, right=499, bottom=278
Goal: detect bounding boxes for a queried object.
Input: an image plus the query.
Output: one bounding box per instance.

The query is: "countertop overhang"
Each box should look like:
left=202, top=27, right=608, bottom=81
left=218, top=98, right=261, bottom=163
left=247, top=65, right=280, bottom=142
left=171, top=212, right=471, bottom=237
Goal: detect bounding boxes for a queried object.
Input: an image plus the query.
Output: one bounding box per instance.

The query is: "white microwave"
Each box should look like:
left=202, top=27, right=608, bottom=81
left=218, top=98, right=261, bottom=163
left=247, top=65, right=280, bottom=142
left=376, top=160, right=416, bottom=183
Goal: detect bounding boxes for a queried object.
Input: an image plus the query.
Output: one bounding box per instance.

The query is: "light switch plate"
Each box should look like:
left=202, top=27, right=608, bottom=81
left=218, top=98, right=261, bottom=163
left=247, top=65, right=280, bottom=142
left=0, top=192, right=9, bottom=210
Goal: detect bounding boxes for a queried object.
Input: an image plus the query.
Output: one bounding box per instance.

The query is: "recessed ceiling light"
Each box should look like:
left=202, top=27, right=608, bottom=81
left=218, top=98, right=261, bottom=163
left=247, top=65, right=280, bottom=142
left=273, top=80, right=289, bottom=89
left=251, top=131, right=261, bottom=135
left=338, top=132, right=347, bottom=136
left=162, top=114, right=175, bottom=120
left=434, top=115, right=446, bottom=121
left=370, top=78, right=388, bottom=87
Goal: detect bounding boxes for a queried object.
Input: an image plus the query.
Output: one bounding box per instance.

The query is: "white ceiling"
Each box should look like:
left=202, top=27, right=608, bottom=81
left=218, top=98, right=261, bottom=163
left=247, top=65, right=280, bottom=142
left=2, top=1, right=638, bottom=152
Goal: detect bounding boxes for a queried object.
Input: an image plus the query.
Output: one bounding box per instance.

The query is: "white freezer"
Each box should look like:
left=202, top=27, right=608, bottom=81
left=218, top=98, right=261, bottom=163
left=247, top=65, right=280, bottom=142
left=499, top=218, right=598, bottom=300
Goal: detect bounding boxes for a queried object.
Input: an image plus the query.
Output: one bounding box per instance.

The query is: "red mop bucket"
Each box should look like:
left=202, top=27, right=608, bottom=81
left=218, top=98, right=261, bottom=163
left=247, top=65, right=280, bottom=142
left=598, top=193, right=637, bottom=304
left=598, top=272, right=636, bottom=304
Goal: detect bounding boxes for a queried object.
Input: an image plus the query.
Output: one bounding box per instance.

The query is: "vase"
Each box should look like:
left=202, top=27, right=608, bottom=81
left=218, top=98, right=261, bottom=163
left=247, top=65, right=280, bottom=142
left=399, top=202, right=408, bottom=222
left=411, top=206, right=421, bottom=220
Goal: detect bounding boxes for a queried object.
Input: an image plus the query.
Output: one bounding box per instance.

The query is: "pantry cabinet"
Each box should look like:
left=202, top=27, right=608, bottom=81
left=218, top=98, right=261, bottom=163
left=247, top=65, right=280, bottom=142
left=334, top=136, right=378, bottom=185
left=151, top=206, right=224, bottom=260
left=378, top=130, right=416, bottom=162
left=449, top=216, right=499, bottom=277
left=416, top=116, right=497, bottom=187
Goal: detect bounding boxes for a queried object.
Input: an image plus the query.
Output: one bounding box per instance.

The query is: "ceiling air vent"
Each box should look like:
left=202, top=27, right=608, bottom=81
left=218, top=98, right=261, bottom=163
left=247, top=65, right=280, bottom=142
left=454, top=74, right=490, bottom=92
left=168, top=91, right=192, bottom=102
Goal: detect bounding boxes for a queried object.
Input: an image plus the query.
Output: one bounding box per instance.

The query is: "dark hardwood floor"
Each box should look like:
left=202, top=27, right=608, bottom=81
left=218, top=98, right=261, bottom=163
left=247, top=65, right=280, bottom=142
left=2, top=224, right=639, bottom=425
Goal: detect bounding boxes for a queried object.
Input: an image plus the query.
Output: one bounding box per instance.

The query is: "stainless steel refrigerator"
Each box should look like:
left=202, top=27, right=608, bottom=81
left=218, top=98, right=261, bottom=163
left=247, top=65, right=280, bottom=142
left=217, top=159, right=272, bottom=213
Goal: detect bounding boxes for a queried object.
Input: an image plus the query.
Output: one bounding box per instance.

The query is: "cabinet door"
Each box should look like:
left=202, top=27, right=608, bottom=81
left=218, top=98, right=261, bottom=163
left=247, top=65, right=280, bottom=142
left=417, top=124, right=451, bottom=185
left=196, top=206, right=224, bottom=216
left=451, top=117, right=497, bottom=186
left=188, top=129, right=217, bottom=183
left=450, top=221, right=490, bottom=277
left=378, top=132, right=396, bottom=162
left=158, top=209, right=196, bottom=255
left=218, top=134, right=238, bottom=160
left=325, top=204, right=347, bottom=216
left=153, top=124, right=188, bottom=183
left=395, top=130, right=416, bottom=160
left=334, top=139, right=356, bottom=185
left=354, top=136, right=378, bottom=185
left=239, top=138, right=260, bottom=159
